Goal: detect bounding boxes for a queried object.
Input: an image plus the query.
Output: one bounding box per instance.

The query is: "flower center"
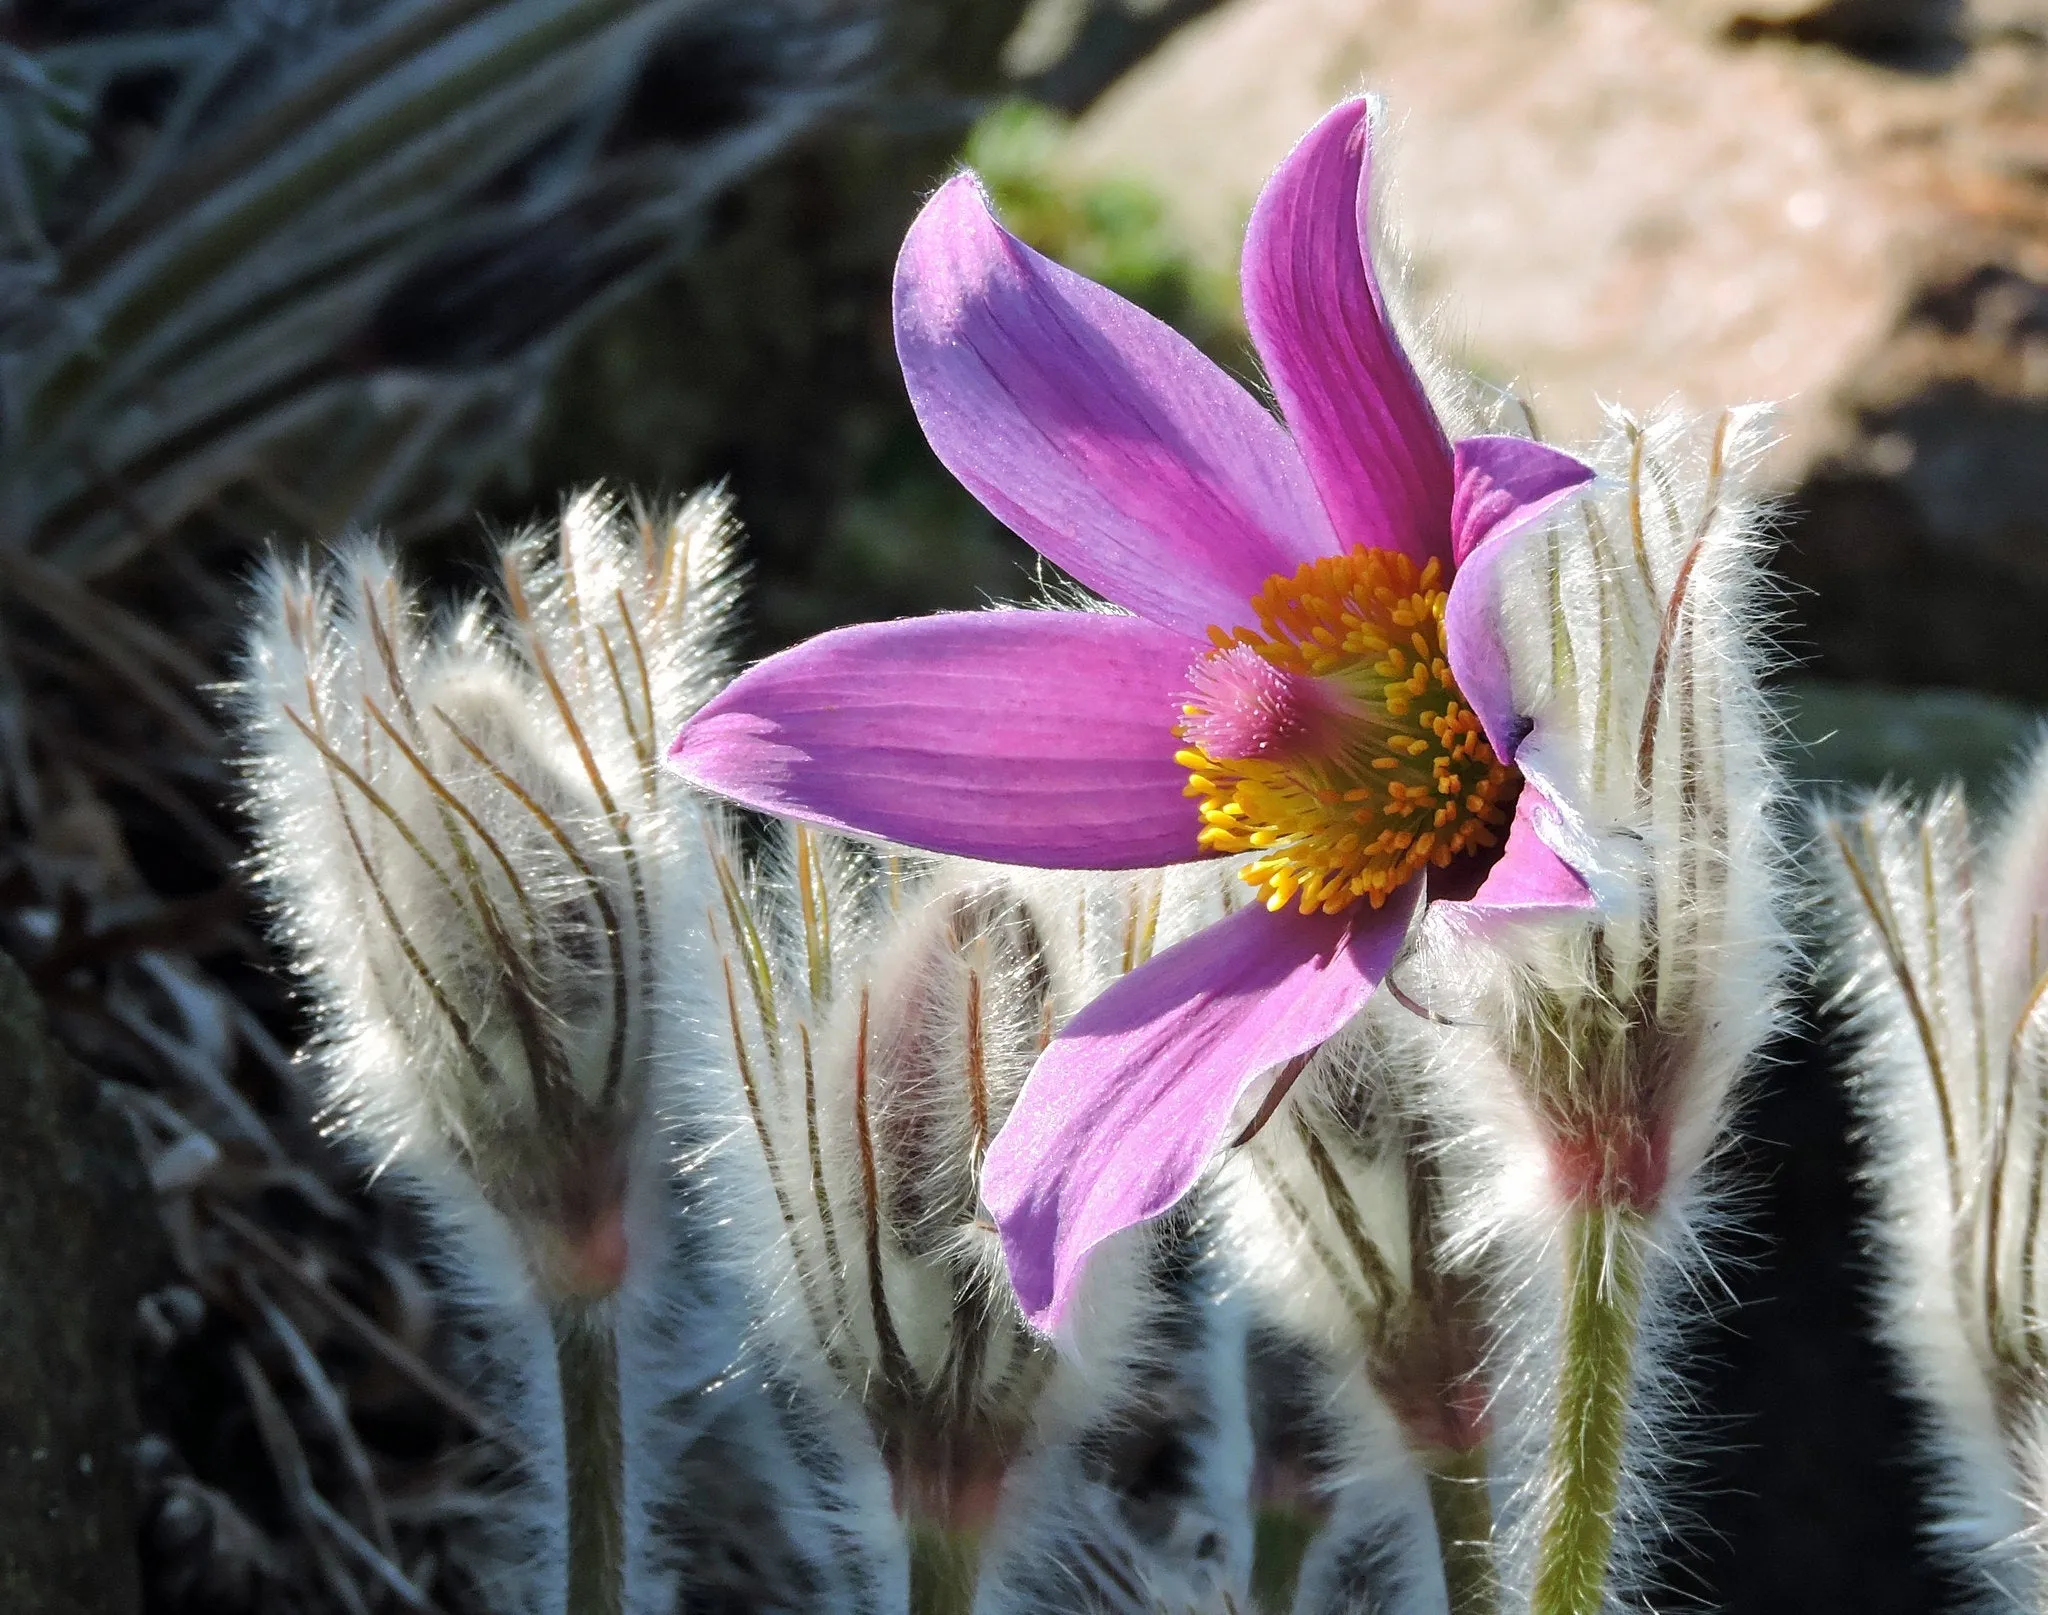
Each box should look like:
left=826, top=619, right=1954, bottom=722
left=1175, top=548, right=1515, bottom=916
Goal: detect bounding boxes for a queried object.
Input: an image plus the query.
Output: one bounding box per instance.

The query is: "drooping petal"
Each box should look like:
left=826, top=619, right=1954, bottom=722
left=1456, top=785, right=1595, bottom=918
left=1241, top=99, right=1453, bottom=565
left=668, top=611, right=1206, bottom=867
left=1448, top=435, right=1597, bottom=567
left=1439, top=440, right=1593, bottom=765
left=895, top=175, right=1337, bottom=638
left=983, top=895, right=1415, bottom=1331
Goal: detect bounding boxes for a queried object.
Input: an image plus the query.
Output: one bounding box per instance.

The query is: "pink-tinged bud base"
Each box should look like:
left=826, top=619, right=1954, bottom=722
left=562, top=1202, right=632, bottom=1300
left=1387, top=1370, right=1492, bottom=1456
left=1544, top=1117, right=1671, bottom=1213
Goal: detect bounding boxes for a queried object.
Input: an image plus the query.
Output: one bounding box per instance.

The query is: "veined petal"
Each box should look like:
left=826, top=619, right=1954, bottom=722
left=983, top=895, right=1414, bottom=1331
left=1456, top=785, right=1595, bottom=918
left=1441, top=537, right=1528, bottom=767
left=1439, top=441, right=1592, bottom=766
left=1241, top=99, right=1452, bottom=565
left=1449, top=435, right=1596, bottom=567
left=895, top=175, right=1337, bottom=638
left=667, top=611, right=1205, bottom=867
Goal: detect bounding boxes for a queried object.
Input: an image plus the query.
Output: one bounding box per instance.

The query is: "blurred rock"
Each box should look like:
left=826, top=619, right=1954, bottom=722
left=1009, top=0, right=1232, bottom=110
left=0, top=949, right=157, bottom=1615
left=1701, top=0, right=1965, bottom=61
left=1060, top=0, right=2048, bottom=696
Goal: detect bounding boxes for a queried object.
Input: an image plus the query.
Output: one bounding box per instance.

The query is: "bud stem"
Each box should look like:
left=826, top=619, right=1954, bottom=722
left=1531, top=1204, right=1644, bottom=1615
left=1425, top=1444, right=1499, bottom=1615
left=553, top=1307, right=624, bottom=1615
left=908, top=1520, right=979, bottom=1615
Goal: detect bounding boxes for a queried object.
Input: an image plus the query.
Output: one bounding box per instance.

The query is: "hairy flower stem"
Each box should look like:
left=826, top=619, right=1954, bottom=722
left=553, top=1307, right=624, bottom=1615
left=1425, top=1445, right=1499, bottom=1615
left=1531, top=1205, right=1644, bottom=1615
left=908, top=1521, right=979, bottom=1615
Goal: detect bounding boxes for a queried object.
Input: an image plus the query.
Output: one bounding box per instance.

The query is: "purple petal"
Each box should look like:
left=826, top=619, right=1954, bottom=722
left=1442, top=536, right=1528, bottom=766
left=1241, top=99, right=1453, bottom=565
left=983, top=895, right=1415, bottom=1331
left=895, top=175, right=1337, bottom=638
left=1455, top=785, right=1595, bottom=918
left=1449, top=435, right=1597, bottom=567
left=668, top=611, right=1207, bottom=867
left=1440, top=440, right=1592, bottom=765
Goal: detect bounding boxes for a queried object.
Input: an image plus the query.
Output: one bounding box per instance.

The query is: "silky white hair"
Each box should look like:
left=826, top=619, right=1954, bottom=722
left=237, top=491, right=917, bottom=1613
left=1221, top=407, right=1792, bottom=1614
left=237, top=490, right=738, bottom=1291
left=1221, top=1018, right=1469, bottom=1615
left=703, top=832, right=1260, bottom=1613
left=1424, top=406, right=1789, bottom=1609
left=1821, top=753, right=2048, bottom=1609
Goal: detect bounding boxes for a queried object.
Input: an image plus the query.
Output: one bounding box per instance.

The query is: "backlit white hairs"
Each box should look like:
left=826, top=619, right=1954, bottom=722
left=239, top=493, right=1263, bottom=1613
left=240, top=491, right=736, bottom=1299
left=1230, top=407, right=1792, bottom=1615
left=238, top=493, right=872, bottom=1614
left=234, top=409, right=1802, bottom=1615
left=706, top=836, right=1259, bottom=1612
left=1223, top=1022, right=1483, bottom=1615
left=1822, top=753, right=2048, bottom=1609
left=1431, top=405, right=1788, bottom=1613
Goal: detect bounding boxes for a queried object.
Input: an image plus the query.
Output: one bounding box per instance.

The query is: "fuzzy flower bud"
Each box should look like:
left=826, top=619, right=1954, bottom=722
left=1227, top=1040, right=1475, bottom=1453
left=1415, top=407, right=1787, bottom=1205
left=705, top=830, right=1258, bottom=1612
left=239, top=491, right=762, bottom=1615
left=239, top=491, right=736, bottom=1302
left=1385, top=407, right=1792, bottom=1615
left=1822, top=757, right=2048, bottom=1602
left=1225, top=1039, right=1493, bottom=1615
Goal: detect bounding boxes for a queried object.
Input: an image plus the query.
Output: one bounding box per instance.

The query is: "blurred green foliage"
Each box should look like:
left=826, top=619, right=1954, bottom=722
left=1782, top=680, right=2043, bottom=803
left=965, top=101, right=1244, bottom=364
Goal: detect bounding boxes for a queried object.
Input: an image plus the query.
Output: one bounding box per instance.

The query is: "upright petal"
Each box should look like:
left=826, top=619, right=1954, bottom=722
left=895, top=175, right=1337, bottom=639
left=983, top=896, right=1415, bottom=1331
left=668, top=611, right=1205, bottom=867
left=1448, top=435, right=1597, bottom=567
left=1442, top=541, right=1530, bottom=768
left=1241, top=99, right=1453, bottom=564
left=1440, top=439, right=1593, bottom=765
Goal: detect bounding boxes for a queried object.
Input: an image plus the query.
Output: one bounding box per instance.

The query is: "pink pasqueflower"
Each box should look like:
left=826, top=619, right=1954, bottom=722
left=668, top=101, right=1597, bottom=1330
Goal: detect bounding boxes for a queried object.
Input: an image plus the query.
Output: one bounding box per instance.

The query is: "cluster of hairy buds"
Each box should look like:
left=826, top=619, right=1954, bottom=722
left=237, top=417, right=1801, bottom=1615
left=224, top=71, right=1839, bottom=1615
left=239, top=495, right=1268, bottom=1615
left=1822, top=759, right=2048, bottom=1605
left=707, top=838, right=1258, bottom=1611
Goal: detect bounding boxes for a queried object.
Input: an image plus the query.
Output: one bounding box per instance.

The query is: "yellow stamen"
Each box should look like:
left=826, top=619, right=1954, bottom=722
left=1178, top=547, right=1516, bottom=916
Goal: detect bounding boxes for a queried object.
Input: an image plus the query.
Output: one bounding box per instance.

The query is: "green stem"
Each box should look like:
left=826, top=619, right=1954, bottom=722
left=907, top=1520, right=979, bottom=1615
left=1531, top=1205, right=1644, bottom=1615
left=553, top=1307, right=624, bottom=1615
left=1425, top=1444, right=1499, bottom=1615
